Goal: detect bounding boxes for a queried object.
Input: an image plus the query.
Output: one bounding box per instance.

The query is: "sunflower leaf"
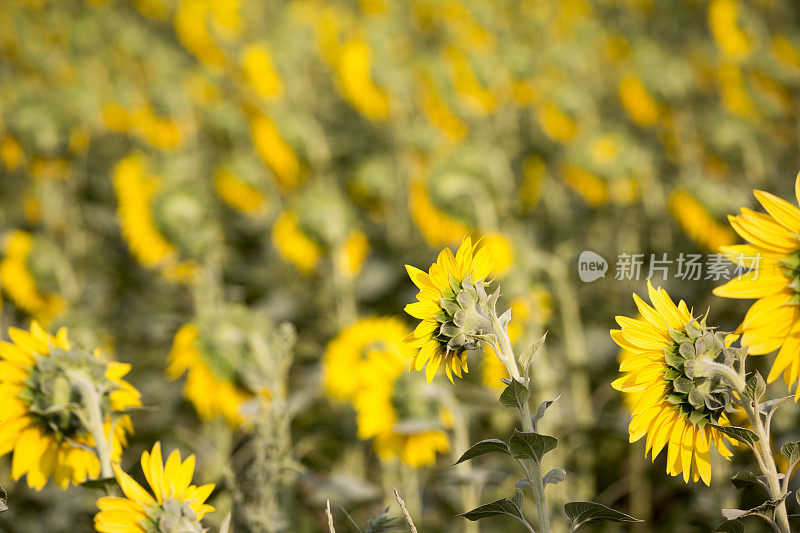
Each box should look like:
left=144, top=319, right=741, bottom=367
left=730, top=470, right=759, bottom=490
left=455, top=439, right=511, bottom=464
left=531, top=395, right=560, bottom=431
left=564, top=501, right=643, bottom=531
left=780, top=441, right=800, bottom=466
left=509, top=429, right=558, bottom=462
left=712, top=520, right=744, bottom=533
left=459, top=498, right=524, bottom=522
left=543, top=468, right=566, bottom=487
left=519, top=332, right=547, bottom=380
left=711, top=424, right=760, bottom=450
left=743, top=371, right=766, bottom=402
left=499, top=379, right=530, bottom=411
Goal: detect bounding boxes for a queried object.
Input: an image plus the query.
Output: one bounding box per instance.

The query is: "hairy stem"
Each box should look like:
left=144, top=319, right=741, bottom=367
left=70, top=372, right=113, bottom=479
left=492, top=314, right=551, bottom=533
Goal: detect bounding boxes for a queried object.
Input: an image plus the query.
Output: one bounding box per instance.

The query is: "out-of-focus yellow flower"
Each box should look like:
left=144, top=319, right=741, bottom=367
left=324, top=317, right=450, bottom=467
left=213, top=169, right=267, bottom=215
left=591, top=134, right=620, bottom=165
left=208, top=0, right=241, bottom=40
left=718, top=63, right=756, bottom=119
left=444, top=46, right=497, bottom=115
left=336, top=37, right=391, bottom=121
left=480, top=232, right=514, bottom=277
left=250, top=113, right=301, bottom=191
left=0, top=231, right=65, bottom=325
left=95, top=442, right=214, bottom=532
left=771, top=35, right=800, bottom=75
left=511, top=79, right=540, bottom=107
left=133, top=0, right=171, bottom=20
left=708, top=0, right=751, bottom=60
left=68, top=126, right=90, bottom=155
left=560, top=165, right=609, bottom=206
left=0, top=136, right=24, bottom=170
left=609, top=177, right=640, bottom=205
left=102, top=103, right=131, bottom=133
left=175, top=0, right=227, bottom=69
left=112, top=153, right=197, bottom=282
left=416, top=72, right=468, bottom=142
left=668, top=190, right=735, bottom=251
left=0, top=322, right=139, bottom=489
left=271, top=211, right=323, bottom=274
left=30, top=157, right=70, bottom=181
left=240, top=43, right=284, bottom=101
left=409, top=180, right=470, bottom=246
left=618, top=74, right=660, bottom=128
left=167, top=323, right=256, bottom=427
left=519, top=155, right=546, bottom=209
left=441, top=0, right=495, bottom=52
left=536, top=101, right=578, bottom=143
left=359, top=0, right=387, bottom=16
left=131, top=106, right=183, bottom=151
left=23, top=193, right=42, bottom=224
left=334, top=230, right=369, bottom=280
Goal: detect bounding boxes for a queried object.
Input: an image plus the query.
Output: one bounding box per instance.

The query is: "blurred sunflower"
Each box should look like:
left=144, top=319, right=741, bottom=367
left=668, top=190, right=736, bottom=251
left=112, top=153, right=198, bottom=283
left=0, top=230, right=65, bottom=325
left=0, top=322, right=140, bottom=489
left=713, top=176, right=800, bottom=399
left=94, top=442, right=214, bottom=533
left=408, top=180, right=470, bottom=246
left=213, top=168, right=268, bottom=215
left=168, top=321, right=264, bottom=427
left=611, top=282, right=735, bottom=484
left=271, top=211, right=324, bottom=275
left=324, top=317, right=450, bottom=467
left=404, top=236, right=492, bottom=382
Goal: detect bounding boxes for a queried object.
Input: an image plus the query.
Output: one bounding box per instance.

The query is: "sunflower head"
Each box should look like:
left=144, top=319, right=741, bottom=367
left=405, top=237, right=495, bottom=382
left=95, top=442, right=214, bottom=533
left=0, top=322, right=140, bottom=489
left=662, top=315, right=742, bottom=427
left=611, top=281, right=736, bottom=484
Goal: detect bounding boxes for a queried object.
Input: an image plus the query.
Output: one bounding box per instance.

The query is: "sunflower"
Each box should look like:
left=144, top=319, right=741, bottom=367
left=271, top=211, right=323, bottom=275
left=94, top=442, right=215, bottom=533
left=404, top=236, right=493, bottom=382
left=112, top=153, right=197, bottom=283
left=611, top=281, right=735, bottom=485
left=713, top=176, right=800, bottom=399
left=0, top=230, right=65, bottom=325
left=167, top=323, right=259, bottom=427
left=408, top=180, right=471, bottom=246
left=324, top=317, right=450, bottom=467
left=0, top=322, right=140, bottom=489
left=668, top=190, right=735, bottom=252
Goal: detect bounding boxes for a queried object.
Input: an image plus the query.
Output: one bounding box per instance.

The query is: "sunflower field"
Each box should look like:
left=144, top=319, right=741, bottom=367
left=3, top=0, right=800, bottom=531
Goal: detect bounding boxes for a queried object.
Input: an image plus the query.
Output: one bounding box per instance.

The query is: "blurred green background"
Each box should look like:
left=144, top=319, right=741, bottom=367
left=1, top=0, right=800, bottom=531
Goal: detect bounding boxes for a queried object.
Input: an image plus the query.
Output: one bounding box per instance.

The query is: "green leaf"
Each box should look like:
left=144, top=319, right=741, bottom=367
left=730, top=471, right=759, bottom=490
left=512, top=488, right=524, bottom=510
left=509, top=430, right=558, bottom=462
left=721, top=495, right=790, bottom=525
left=459, top=498, right=524, bottom=522
left=744, top=371, right=766, bottom=402
left=0, top=484, right=6, bottom=513
left=543, top=468, right=566, bottom=487
left=520, top=332, right=547, bottom=379
left=711, top=424, right=760, bottom=450
left=712, top=520, right=744, bottom=533
left=531, top=395, right=560, bottom=431
left=499, top=379, right=530, bottom=411
left=455, top=439, right=511, bottom=465
left=514, top=478, right=531, bottom=490
left=564, top=501, right=643, bottom=532
left=759, top=396, right=793, bottom=417
left=780, top=441, right=800, bottom=465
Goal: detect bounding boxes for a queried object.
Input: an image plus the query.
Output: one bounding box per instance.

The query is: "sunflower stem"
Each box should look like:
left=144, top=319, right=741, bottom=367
left=69, top=371, right=113, bottom=479
left=491, top=312, right=551, bottom=533
left=741, top=395, right=790, bottom=533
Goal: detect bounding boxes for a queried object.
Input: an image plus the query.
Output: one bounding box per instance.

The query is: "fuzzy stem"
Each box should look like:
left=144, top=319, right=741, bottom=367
left=739, top=393, right=790, bottom=533
left=70, top=372, right=113, bottom=479
left=491, top=314, right=551, bottom=533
